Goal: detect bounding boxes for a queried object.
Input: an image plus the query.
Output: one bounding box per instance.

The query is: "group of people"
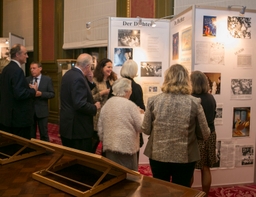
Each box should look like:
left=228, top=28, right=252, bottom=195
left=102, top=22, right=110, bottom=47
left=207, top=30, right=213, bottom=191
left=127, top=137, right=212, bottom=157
left=0, top=44, right=217, bottom=195
left=59, top=52, right=217, bottom=196
left=0, top=44, right=55, bottom=141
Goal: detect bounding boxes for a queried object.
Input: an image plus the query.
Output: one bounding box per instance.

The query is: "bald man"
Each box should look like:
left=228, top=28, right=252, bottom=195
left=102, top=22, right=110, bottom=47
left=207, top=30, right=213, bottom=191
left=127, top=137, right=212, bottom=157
left=59, top=53, right=100, bottom=152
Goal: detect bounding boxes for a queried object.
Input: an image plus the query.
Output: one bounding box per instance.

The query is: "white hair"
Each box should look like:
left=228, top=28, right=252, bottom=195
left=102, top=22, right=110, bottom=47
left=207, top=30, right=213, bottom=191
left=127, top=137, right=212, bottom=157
left=112, top=78, right=131, bottom=97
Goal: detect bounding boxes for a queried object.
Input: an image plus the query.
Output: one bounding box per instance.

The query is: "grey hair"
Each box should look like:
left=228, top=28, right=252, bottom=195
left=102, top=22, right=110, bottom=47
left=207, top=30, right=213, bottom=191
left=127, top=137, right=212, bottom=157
left=76, top=53, right=92, bottom=69
left=120, top=60, right=138, bottom=79
left=112, top=78, right=131, bottom=97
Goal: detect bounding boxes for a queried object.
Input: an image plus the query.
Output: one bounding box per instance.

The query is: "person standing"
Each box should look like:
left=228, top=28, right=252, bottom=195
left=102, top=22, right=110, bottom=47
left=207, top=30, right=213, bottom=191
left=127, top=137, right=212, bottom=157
left=60, top=53, right=100, bottom=152
left=0, top=44, right=37, bottom=139
left=190, top=70, right=217, bottom=196
left=26, top=62, right=55, bottom=141
left=91, top=58, right=117, bottom=153
left=98, top=78, right=142, bottom=170
left=142, top=64, right=210, bottom=187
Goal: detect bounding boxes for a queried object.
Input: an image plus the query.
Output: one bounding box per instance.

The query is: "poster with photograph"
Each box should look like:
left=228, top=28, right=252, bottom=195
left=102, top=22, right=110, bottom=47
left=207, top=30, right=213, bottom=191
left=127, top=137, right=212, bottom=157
left=232, top=107, right=250, bottom=137
left=227, top=16, right=251, bottom=39
left=204, top=72, right=221, bottom=94
left=215, top=103, right=223, bottom=125
left=142, top=81, right=161, bottom=106
left=140, top=62, right=162, bottom=77
left=0, top=47, right=9, bottom=59
left=114, top=48, right=133, bottom=66
left=181, top=27, right=192, bottom=51
left=212, top=140, right=235, bottom=169
left=235, top=145, right=254, bottom=167
left=203, top=16, right=216, bottom=37
left=231, top=79, right=252, bottom=99
left=118, top=29, right=140, bottom=47
left=172, top=32, right=179, bottom=60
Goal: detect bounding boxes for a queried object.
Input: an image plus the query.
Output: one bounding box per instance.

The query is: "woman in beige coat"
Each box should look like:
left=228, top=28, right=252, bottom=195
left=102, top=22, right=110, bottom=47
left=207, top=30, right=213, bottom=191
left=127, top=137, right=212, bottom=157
left=142, top=64, right=210, bottom=187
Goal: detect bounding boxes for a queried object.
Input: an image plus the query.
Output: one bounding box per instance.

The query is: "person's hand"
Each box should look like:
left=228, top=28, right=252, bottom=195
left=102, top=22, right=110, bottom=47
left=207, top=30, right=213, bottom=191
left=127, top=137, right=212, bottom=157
left=138, top=107, right=145, bottom=114
left=35, top=91, right=42, bottom=97
left=94, top=102, right=101, bottom=110
left=29, top=83, right=38, bottom=92
left=100, top=89, right=110, bottom=96
left=86, top=70, right=94, bottom=83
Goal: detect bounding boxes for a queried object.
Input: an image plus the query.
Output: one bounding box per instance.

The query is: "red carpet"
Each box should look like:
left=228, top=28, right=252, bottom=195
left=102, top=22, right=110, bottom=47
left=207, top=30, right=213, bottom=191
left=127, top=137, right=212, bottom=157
left=41, top=123, right=256, bottom=196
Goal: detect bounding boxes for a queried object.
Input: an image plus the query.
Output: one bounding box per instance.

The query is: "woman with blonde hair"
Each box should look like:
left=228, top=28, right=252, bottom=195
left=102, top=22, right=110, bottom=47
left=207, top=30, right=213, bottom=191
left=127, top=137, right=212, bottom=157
left=142, top=64, right=210, bottom=187
left=190, top=70, right=217, bottom=196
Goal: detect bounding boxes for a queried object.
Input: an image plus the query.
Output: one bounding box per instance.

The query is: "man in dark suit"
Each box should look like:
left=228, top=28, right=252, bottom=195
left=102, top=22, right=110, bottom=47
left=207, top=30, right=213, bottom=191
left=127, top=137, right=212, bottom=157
left=60, top=53, right=100, bottom=152
left=0, top=44, right=37, bottom=139
left=26, top=62, right=55, bottom=141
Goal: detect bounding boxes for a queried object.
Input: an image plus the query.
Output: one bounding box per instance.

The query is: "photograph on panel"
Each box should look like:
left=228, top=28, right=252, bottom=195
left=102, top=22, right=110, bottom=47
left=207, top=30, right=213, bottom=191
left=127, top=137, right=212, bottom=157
left=204, top=72, right=221, bottom=94
left=181, top=26, right=192, bottom=51
left=235, top=145, right=254, bottom=167
left=203, top=15, right=217, bottom=37
left=118, top=29, right=140, bottom=47
left=232, top=107, right=250, bottom=137
left=114, top=48, right=133, bottom=66
left=231, top=78, right=252, bottom=99
left=140, top=62, right=162, bottom=77
left=227, top=16, right=251, bottom=39
left=172, top=32, right=179, bottom=60
left=215, top=103, right=223, bottom=125
left=0, top=47, right=9, bottom=59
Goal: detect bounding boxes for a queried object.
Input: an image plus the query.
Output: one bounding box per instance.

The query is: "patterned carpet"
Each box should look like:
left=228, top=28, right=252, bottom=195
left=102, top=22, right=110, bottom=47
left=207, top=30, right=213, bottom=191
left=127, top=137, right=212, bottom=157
left=42, top=123, right=256, bottom=197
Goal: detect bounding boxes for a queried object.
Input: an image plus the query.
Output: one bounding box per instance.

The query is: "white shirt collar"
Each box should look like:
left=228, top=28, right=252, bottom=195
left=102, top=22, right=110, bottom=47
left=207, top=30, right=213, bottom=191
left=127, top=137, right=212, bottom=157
left=11, top=59, right=21, bottom=68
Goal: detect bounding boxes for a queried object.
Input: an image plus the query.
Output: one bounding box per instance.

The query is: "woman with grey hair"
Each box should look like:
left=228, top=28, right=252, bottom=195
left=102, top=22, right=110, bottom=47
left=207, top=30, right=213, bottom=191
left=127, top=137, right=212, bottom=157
left=98, top=78, right=142, bottom=170
left=142, top=64, right=210, bottom=187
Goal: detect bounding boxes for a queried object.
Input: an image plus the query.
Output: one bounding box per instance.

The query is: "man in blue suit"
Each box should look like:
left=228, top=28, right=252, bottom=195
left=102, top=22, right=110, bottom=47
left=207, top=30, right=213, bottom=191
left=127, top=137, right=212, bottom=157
left=26, top=62, right=55, bottom=141
left=0, top=44, right=37, bottom=139
left=60, top=53, right=100, bottom=152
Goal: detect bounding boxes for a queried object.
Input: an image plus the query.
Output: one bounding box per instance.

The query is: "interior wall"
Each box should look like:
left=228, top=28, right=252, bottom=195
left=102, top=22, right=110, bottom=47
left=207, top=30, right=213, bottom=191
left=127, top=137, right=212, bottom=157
left=3, top=0, right=33, bottom=51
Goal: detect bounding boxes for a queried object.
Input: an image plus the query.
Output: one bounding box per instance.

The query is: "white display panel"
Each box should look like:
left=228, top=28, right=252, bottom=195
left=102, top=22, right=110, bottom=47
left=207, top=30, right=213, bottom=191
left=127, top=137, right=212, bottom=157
left=108, top=17, right=170, bottom=164
left=177, top=6, right=256, bottom=187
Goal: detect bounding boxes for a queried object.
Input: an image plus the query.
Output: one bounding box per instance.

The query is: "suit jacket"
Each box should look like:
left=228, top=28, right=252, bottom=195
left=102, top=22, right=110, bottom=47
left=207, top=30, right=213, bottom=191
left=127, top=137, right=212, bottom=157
left=26, top=75, right=55, bottom=118
left=0, top=61, right=36, bottom=127
left=60, top=67, right=97, bottom=139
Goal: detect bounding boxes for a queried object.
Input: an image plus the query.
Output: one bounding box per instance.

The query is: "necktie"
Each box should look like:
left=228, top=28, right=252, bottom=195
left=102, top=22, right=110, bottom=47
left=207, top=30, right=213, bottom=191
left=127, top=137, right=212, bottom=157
left=34, top=77, right=38, bottom=83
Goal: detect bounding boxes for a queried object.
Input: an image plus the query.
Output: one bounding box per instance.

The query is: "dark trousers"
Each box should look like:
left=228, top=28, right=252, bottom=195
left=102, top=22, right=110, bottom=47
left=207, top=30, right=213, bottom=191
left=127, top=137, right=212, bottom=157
left=2, top=126, right=31, bottom=139
left=149, top=158, right=196, bottom=187
left=61, top=136, right=93, bottom=153
left=31, top=115, right=49, bottom=141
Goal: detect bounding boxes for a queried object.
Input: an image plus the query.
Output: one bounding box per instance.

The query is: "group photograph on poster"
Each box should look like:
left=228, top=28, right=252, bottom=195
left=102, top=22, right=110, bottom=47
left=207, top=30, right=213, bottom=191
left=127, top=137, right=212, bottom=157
left=118, top=29, right=140, bottom=47
left=231, top=78, right=252, bottom=99
left=140, top=62, right=162, bottom=77
left=227, top=16, right=251, bottom=39
left=232, top=107, right=250, bottom=137
left=235, top=145, right=254, bottom=166
left=114, top=48, right=133, bottom=66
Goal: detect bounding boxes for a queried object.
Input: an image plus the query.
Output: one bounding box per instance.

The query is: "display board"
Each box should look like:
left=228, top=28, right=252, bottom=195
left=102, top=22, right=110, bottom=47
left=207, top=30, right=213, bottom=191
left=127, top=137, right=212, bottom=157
left=108, top=17, right=170, bottom=106
left=108, top=17, right=170, bottom=164
left=170, top=5, right=256, bottom=186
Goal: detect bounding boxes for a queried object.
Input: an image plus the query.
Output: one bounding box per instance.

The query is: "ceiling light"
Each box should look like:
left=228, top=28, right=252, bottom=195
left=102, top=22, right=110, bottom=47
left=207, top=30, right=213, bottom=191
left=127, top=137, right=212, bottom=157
left=228, top=5, right=246, bottom=15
